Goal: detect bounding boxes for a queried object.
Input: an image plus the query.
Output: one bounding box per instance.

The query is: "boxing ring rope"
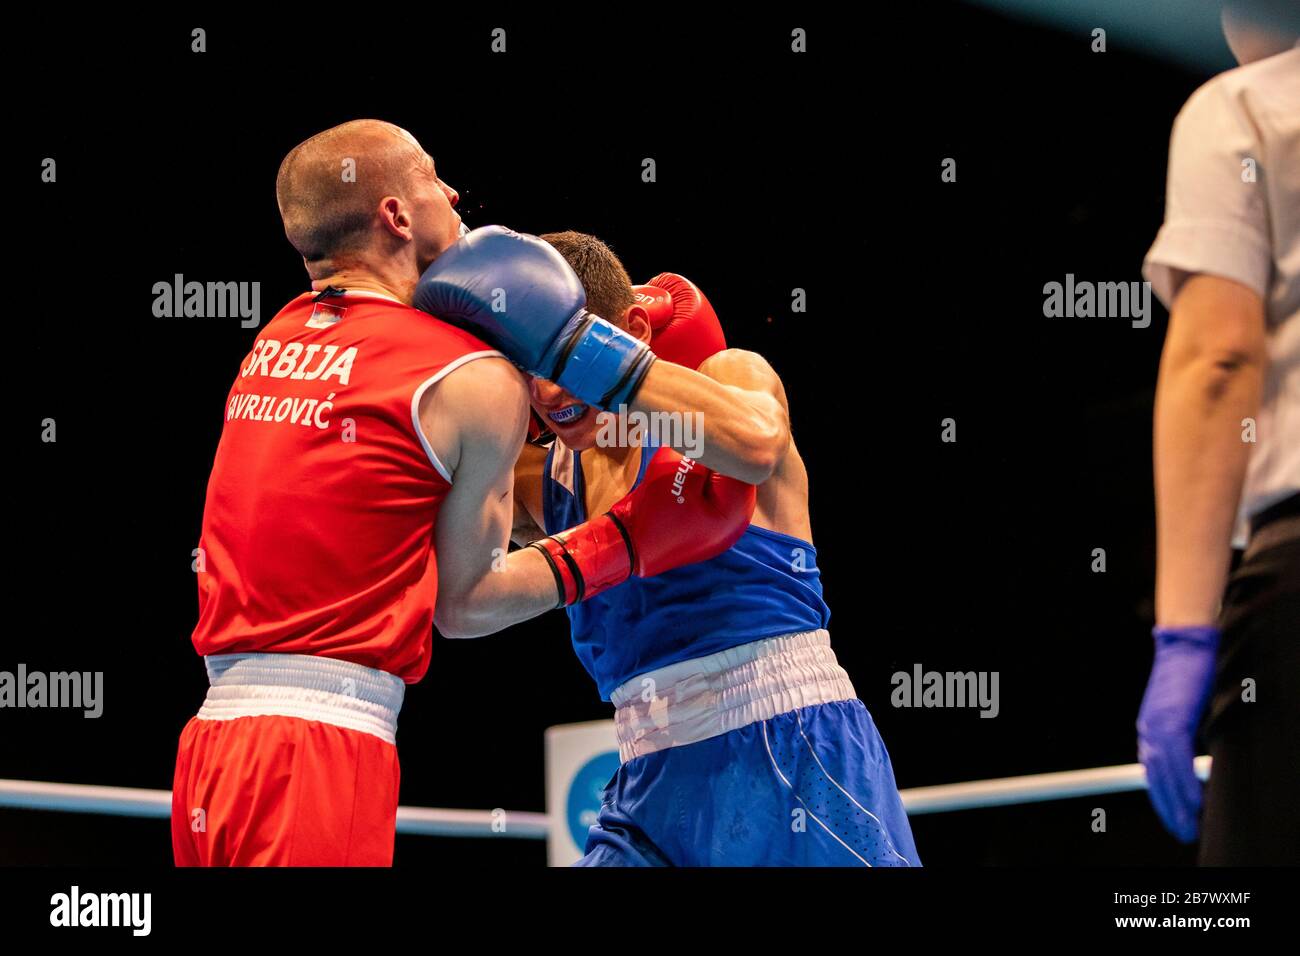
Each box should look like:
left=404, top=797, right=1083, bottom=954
left=899, top=756, right=1210, bottom=815
left=0, top=757, right=1210, bottom=838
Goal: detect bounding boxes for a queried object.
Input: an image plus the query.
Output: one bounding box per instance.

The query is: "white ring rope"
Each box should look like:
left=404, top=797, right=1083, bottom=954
left=0, top=758, right=1210, bottom=838
left=900, top=756, right=1211, bottom=814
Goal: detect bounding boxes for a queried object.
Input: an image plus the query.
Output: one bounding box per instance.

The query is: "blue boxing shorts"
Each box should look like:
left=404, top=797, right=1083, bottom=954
left=575, top=630, right=919, bottom=867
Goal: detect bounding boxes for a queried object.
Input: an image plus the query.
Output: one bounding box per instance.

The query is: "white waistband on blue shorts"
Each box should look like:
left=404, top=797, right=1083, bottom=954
left=198, top=653, right=405, bottom=745
left=609, top=629, right=855, bottom=763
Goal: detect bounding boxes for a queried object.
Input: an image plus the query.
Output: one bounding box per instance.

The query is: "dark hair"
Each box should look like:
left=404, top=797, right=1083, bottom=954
left=540, top=231, right=636, bottom=329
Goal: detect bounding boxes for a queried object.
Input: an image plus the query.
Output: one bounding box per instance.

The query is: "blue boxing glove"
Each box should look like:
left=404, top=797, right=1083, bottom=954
left=1136, top=625, right=1219, bottom=843
left=413, top=225, right=656, bottom=410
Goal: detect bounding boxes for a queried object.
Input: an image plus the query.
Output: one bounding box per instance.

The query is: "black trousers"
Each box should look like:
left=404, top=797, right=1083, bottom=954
left=1199, top=494, right=1300, bottom=865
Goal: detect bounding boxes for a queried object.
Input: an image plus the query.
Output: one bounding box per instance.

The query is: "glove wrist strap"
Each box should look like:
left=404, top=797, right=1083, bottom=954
left=549, top=313, right=656, bottom=409
left=528, top=514, right=634, bottom=608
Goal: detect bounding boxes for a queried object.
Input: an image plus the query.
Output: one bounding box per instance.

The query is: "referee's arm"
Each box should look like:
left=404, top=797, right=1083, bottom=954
left=1153, top=274, right=1267, bottom=626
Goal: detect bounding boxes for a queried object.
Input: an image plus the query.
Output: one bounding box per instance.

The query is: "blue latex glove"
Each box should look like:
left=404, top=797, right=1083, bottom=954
left=1136, top=625, right=1219, bottom=842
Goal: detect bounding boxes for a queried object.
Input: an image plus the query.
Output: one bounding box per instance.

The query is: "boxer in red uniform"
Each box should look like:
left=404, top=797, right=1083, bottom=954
left=172, top=121, right=754, bottom=866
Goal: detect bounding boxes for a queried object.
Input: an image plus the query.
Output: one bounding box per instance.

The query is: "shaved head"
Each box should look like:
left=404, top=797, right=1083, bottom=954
left=276, top=119, right=431, bottom=265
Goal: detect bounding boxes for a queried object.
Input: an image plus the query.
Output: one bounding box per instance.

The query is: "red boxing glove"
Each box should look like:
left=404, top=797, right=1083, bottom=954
left=633, top=272, right=727, bottom=370
left=528, top=447, right=755, bottom=606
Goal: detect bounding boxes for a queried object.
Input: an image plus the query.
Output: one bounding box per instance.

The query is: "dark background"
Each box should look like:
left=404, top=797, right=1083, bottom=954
left=6, top=4, right=1240, bottom=865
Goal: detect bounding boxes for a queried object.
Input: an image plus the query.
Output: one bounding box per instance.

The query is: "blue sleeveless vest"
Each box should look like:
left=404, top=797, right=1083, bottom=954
left=542, top=441, right=831, bottom=700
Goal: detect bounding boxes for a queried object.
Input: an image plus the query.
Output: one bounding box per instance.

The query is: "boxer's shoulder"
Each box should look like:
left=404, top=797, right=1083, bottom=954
left=416, top=354, right=529, bottom=484
left=697, top=347, right=772, bottom=374
left=697, top=349, right=787, bottom=403
left=421, top=352, right=525, bottom=411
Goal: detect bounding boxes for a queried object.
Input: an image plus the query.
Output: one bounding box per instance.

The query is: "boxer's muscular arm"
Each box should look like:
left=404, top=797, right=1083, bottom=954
left=629, top=349, right=791, bottom=485
left=420, top=359, right=560, bottom=638
left=1154, top=274, right=1267, bottom=626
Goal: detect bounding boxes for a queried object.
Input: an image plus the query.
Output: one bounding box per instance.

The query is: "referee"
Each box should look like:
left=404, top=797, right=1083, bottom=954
left=1139, top=0, right=1299, bottom=865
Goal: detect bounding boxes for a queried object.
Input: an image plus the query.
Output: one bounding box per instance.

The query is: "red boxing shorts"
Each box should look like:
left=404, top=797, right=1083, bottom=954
left=171, top=653, right=405, bottom=866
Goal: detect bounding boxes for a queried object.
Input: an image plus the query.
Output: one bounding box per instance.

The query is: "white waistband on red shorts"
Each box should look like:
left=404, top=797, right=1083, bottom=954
left=609, top=629, right=855, bottom=763
left=198, top=653, right=405, bottom=745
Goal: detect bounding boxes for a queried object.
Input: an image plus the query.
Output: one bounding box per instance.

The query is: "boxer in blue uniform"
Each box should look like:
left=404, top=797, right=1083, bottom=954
left=416, top=228, right=919, bottom=866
